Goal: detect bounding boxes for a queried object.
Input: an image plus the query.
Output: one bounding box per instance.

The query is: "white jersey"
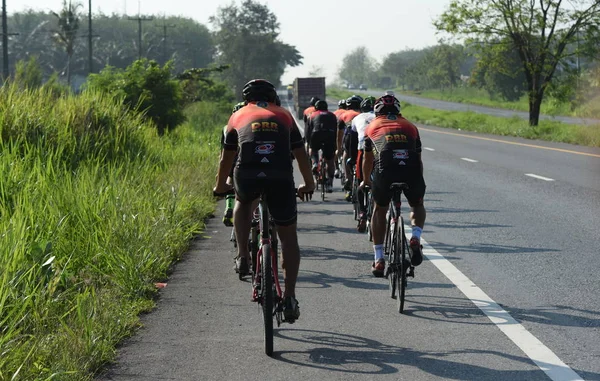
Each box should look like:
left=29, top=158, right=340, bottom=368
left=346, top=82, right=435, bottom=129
left=351, top=111, right=375, bottom=150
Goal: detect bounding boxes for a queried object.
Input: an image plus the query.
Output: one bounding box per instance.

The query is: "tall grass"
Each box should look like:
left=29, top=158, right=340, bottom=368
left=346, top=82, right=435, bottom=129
left=0, top=84, right=230, bottom=380
left=327, top=88, right=600, bottom=147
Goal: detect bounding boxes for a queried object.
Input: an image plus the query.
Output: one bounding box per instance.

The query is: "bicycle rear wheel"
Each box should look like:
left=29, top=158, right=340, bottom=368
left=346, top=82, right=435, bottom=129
left=397, top=217, right=407, bottom=313
left=261, top=243, right=274, bottom=356
left=320, top=158, right=326, bottom=201
left=385, top=209, right=396, bottom=299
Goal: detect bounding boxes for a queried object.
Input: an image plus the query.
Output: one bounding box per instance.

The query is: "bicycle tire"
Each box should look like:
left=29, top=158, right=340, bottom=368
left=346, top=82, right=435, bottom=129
left=398, top=216, right=407, bottom=313
left=385, top=209, right=396, bottom=299
left=250, top=227, right=259, bottom=275
left=261, top=243, right=274, bottom=356
left=320, top=158, right=326, bottom=201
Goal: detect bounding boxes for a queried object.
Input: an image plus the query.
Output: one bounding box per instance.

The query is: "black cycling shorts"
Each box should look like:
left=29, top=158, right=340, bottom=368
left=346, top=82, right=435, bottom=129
left=371, top=170, right=426, bottom=208
left=343, top=129, right=358, bottom=160
left=233, top=176, right=297, bottom=226
left=309, top=131, right=336, bottom=160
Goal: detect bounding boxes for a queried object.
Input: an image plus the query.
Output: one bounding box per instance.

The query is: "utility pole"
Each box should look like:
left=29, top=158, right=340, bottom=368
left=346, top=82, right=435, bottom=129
left=156, top=22, right=175, bottom=64
left=128, top=14, right=153, bottom=60
left=1, top=0, right=17, bottom=80
left=87, top=0, right=93, bottom=73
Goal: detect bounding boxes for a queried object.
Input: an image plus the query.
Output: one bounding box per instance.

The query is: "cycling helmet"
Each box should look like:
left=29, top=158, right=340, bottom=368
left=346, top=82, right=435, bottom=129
left=360, top=96, right=376, bottom=112
left=275, top=95, right=281, bottom=106
left=232, top=101, right=246, bottom=114
left=374, top=94, right=401, bottom=115
left=338, top=99, right=347, bottom=109
left=345, top=95, right=362, bottom=110
left=315, top=100, right=328, bottom=111
left=242, top=79, right=277, bottom=103
left=309, top=96, right=320, bottom=106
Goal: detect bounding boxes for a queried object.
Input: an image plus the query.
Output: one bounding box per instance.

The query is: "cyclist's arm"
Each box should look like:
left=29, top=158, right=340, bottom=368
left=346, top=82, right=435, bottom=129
left=415, top=127, right=423, bottom=175
left=291, top=122, right=315, bottom=190
left=215, top=129, right=238, bottom=191
left=363, top=137, right=374, bottom=186
left=336, top=118, right=345, bottom=154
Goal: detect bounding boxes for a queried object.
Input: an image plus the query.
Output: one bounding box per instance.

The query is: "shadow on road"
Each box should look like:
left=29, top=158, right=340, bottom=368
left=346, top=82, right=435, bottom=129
left=425, top=241, right=559, bottom=255
left=297, top=269, right=387, bottom=291
left=426, top=206, right=499, bottom=214
left=301, top=245, right=365, bottom=261
left=427, top=220, right=511, bottom=229
left=273, top=329, right=550, bottom=379
left=298, top=223, right=365, bottom=235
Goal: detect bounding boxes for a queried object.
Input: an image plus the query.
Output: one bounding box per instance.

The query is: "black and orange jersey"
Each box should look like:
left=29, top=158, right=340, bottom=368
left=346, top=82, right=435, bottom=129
left=224, top=101, right=303, bottom=179
left=338, top=109, right=360, bottom=131
left=364, top=114, right=422, bottom=173
left=333, top=108, right=347, bottom=120
left=306, top=110, right=337, bottom=144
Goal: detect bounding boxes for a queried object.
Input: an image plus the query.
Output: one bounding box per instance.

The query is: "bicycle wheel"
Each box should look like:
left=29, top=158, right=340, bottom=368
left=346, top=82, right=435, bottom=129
left=320, top=159, right=326, bottom=201
left=385, top=209, right=396, bottom=299
left=261, top=243, right=274, bottom=356
left=397, top=216, right=407, bottom=313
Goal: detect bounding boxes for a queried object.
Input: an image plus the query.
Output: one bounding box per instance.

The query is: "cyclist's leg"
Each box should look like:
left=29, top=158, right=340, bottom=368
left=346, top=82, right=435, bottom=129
left=233, top=177, right=260, bottom=273
left=322, top=137, right=335, bottom=190
left=309, top=132, right=321, bottom=174
left=404, top=172, right=427, bottom=266
left=370, top=172, right=393, bottom=275
left=222, top=157, right=236, bottom=226
left=266, top=178, right=300, bottom=319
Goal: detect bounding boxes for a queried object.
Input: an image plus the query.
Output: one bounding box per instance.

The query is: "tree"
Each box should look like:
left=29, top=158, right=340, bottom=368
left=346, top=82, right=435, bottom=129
left=338, top=46, right=377, bottom=87
left=52, top=0, right=83, bottom=86
left=210, top=0, right=302, bottom=97
left=436, top=0, right=600, bottom=126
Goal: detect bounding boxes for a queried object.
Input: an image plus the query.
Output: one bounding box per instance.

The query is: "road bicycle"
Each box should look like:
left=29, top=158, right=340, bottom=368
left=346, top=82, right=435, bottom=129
left=364, top=185, right=373, bottom=241
left=384, top=183, right=415, bottom=313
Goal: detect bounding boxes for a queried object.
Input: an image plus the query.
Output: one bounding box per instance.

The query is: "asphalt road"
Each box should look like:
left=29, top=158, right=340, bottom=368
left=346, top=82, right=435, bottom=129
left=351, top=89, right=600, bottom=126
left=98, top=96, right=600, bottom=381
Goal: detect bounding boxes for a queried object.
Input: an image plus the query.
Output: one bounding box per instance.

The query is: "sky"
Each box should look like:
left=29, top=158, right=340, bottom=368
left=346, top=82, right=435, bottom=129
left=12, top=0, right=452, bottom=84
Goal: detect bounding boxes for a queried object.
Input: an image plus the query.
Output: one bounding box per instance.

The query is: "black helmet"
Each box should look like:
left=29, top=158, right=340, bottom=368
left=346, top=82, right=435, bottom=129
left=315, top=100, right=328, bottom=111
left=360, top=97, right=375, bottom=112
left=275, top=95, right=281, bottom=106
left=345, top=95, right=362, bottom=110
left=374, top=95, right=401, bottom=115
left=242, top=79, right=277, bottom=103
left=309, top=96, right=320, bottom=106
left=338, top=99, right=347, bottom=109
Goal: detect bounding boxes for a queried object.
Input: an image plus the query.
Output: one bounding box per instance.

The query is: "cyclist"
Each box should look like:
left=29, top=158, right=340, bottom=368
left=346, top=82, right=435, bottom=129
left=214, top=79, right=315, bottom=321
left=303, top=96, right=320, bottom=127
left=361, top=94, right=426, bottom=277
left=332, top=100, right=347, bottom=178
left=220, top=101, right=247, bottom=226
left=352, top=96, right=376, bottom=232
left=305, top=100, right=337, bottom=193
left=337, top=95, right=362, bottom=201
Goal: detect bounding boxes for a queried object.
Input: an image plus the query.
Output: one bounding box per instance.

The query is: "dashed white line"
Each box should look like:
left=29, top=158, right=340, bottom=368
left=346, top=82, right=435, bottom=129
left=424, top=147, right=435, bottom=151
left=405, top=231, right=583, bottom=381
left=461, top=157, right=479, bottom=163
left=525, top=173, right=555, bottom=182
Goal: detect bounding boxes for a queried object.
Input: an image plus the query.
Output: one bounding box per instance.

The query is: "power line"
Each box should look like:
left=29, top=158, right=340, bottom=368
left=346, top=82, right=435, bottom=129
left=128, top=14, right=153, bottom=60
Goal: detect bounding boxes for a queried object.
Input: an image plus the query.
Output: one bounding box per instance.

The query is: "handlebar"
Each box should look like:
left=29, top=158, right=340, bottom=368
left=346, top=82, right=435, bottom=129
left=213, top=187, right=314, bottom=200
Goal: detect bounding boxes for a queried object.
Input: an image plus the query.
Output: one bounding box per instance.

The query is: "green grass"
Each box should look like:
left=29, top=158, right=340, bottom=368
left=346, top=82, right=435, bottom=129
left=398, top=87, right=600, bottom=119
left=327, top=87, right=600, bottom=147
left=0, top=84, right=230, bottom=380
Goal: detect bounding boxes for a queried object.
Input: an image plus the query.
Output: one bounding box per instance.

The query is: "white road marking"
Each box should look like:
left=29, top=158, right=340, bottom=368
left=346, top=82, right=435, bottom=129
left=405, top=231, right=583, bottom=381
left=461, top=157, right=479, bottom=163
left=424, top=147, right=435, bottom=151
left=525, top=173, right=555, bottom=182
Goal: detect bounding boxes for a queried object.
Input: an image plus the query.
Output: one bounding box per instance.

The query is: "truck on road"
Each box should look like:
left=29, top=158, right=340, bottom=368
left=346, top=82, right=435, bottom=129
left=293, top=77, right=326, bottom=120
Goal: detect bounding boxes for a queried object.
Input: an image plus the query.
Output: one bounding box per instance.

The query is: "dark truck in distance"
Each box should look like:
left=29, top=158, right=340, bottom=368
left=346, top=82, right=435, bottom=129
left=293, top=77, right=326, bottom=119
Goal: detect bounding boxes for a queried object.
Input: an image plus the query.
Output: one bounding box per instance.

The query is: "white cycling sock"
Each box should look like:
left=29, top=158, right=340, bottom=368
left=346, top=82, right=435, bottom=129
left=412, top=226, right=423, bottom=240
left=373, top=244, right=384, bottom=262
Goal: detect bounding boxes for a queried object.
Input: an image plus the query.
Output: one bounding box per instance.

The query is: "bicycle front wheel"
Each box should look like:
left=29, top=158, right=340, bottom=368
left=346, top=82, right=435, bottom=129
left=397, top=217, right=407, bottom=313
left=261, top=243, right=274, bottom=356
left=385, top=210, right=396, bottom=299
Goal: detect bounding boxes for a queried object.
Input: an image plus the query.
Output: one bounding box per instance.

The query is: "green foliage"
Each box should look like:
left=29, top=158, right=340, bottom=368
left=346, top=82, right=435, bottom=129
left=338, top=46, right=378, bottom=87
left=435, top=0, right=600, bottom=125
left=177, top=65, right=235, bottom=104
left=86, top=59, right=185, bottom=135
left=210, top=0, right=302, bottom=96
left=51, top=0, right=83, bottom=85
left=0, top=84, right=230, bottom=380
left=13, top=56, right=43, bottom=89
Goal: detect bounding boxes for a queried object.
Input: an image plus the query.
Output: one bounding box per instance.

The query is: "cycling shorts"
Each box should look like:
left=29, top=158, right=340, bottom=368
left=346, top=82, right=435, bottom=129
left=371, top=170, right=426, bottom=208
left=343, top=129, right=358, bottom=160
left=309, top=131, right=336, bottom=160
left=233, top=176, right=297, bottom=226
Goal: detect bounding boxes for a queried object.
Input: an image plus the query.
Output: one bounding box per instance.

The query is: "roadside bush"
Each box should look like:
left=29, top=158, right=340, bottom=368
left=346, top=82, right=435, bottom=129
left=86, top=59, right=185, bottom=135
